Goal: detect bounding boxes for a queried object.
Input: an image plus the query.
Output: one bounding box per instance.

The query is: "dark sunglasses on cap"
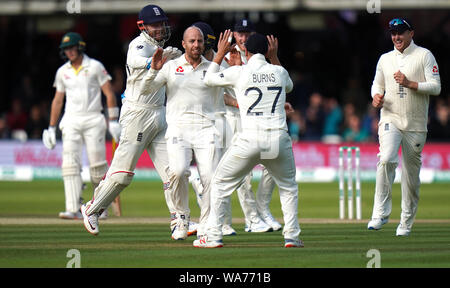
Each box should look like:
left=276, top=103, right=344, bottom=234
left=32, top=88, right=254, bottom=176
left=389, top=18, right=412, bottom=31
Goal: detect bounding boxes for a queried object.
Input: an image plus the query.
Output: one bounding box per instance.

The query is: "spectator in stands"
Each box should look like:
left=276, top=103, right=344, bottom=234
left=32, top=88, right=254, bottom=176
left=25, top=104, right=47, bottom=139
left=303, top=92, right=325, bottom=141
left=287, top=109, right=305, bottom=142
left=6, top=98, right=28, bottom=133
left=0, top=114, right=10, bottom=139
left=342, top=114, right=369, bottom=142
left=428, top=100, right=450, bottom=141
left=322, top=97, right=343, bottom=142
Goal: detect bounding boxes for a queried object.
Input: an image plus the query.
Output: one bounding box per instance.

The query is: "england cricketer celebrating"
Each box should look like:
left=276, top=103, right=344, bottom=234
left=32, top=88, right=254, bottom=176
left=142, top=26, right=223, bottom=238
left=194, top=31, right=303, bottom=248
left=368, top=18, right=441, bottom=236
left=222, top=19, right=287, bottom=232
left=43, top=32, right=121, bottom=219
left=80, top=5, right=186, bottom=238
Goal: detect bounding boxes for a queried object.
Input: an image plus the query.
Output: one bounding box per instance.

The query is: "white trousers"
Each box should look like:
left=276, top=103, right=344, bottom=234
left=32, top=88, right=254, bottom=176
left=86, top=103, right=179, bottom=215
left=370, top=121, right=427, bottom=230
left=224, top=112, right=275, bottom=226
left=166, top=122, right=220, bottom=236
left=206, top=131, right=300, bottom=241
left=60, top=113, right=107, bottom=213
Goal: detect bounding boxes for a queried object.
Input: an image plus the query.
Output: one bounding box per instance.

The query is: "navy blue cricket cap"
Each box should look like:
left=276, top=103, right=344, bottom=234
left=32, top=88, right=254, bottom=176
left=234, top=19, right=255, bottom=32
left=193, top=21, right=216, bottom=50
left=138, top=4, right=168, bottom=24
left=245, top=33, right=268, bottom=55
left=388, top=18, right=413, bottom=33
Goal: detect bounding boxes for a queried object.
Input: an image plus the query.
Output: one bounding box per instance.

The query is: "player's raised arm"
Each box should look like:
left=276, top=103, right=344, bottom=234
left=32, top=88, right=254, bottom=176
left=140, top=47, right=168, bottom=95
left=212, top=29, right=233, bottom=65
left=266, top=35, right=281, bottom=66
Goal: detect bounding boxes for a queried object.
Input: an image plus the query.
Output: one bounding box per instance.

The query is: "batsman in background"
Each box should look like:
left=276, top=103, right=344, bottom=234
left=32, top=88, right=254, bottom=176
left=194, top=31, right=302, bottom=248
left=368, top=18, right=441, bottom=236
left=43, top=32, right=121, bottom=219
left=81, top=4, right=185, bottom=238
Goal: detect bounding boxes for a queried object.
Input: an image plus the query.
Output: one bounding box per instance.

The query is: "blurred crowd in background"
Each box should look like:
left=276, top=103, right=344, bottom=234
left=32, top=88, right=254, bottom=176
left=0, top=10, right=448, bottom=143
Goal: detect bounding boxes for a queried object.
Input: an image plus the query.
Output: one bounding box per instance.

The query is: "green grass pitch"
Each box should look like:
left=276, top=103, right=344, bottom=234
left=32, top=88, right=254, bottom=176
left=0, top=180, right=449, bottom=268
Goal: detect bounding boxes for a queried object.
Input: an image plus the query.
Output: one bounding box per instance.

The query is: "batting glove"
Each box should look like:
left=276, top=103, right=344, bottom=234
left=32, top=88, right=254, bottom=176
left=108, top=120, right=121, bottom=143
left=162, top=46, right=182, bottom=60
left=42, top=126, right=56, bottom=150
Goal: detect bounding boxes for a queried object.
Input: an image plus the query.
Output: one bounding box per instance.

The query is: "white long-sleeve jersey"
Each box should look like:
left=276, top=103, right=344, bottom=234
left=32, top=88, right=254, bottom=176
left=123, top=33, right=166, bottom=106
left=204, top=53, right=293, bottom=133
left=53, top=54, right=111, bottom=115
left=371, top=40, right=441, bottom=131
left=141, top=54, right=221, bottom=126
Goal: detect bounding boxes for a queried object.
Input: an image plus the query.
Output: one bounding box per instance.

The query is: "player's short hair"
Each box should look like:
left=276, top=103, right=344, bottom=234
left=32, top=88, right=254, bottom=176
left=245, top=33, right=268, bottom=55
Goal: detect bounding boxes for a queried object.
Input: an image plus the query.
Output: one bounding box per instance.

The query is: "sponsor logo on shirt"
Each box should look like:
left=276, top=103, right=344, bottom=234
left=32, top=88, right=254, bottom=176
left=175, top=66, right=184, bottom=75
left=432, top=65, right=439, bottom=74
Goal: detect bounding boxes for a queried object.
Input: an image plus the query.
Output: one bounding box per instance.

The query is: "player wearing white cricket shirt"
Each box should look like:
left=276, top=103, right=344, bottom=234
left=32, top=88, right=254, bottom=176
left=42, top=32, right=121, bottom=220
left=80, top=5, right=187, bottom=239
left=194, top=31, right=303, bottom=248
left=142, top=26, right=222, bottom=238
left=222, top=19, right=286, bottom=232
left=368, top=18, right=441, bottom=236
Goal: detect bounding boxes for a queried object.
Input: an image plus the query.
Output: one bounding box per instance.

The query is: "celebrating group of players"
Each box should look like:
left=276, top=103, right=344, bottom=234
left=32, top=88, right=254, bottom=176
left=43, top=3, right=441, bottom=248
left=44, top=4, right=303, bottom=248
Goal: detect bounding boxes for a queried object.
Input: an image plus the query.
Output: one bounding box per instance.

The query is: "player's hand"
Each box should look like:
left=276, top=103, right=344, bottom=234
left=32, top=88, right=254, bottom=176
left=151, top=47, right=168, bottom=70
left=42, top=126, right=56, bottom=150
left=266, top=35, right=280, bottom=65
left=163, top=46, right=182, bottom=60
left=394, top=70, right=410, bottom=87
left=108, top=120, right=121, bottom=143
left=215, top=29, right=233, bottom=60
left=224, top=47, right=242, bottom=66
left=372, top=94, right=384, bottom=108
left=284, top=102, right=295, bottom=116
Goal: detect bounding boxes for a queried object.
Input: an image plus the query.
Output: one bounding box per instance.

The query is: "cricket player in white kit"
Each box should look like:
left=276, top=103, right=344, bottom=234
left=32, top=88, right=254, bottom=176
left=142, top=26, right=222, bottom=238
left=80, top=5, right=188, bottom=238
left=43, top=32, right=121, bottom=219
left=368, top=18, right=441, bottom=236
left=222, top=19, right=283, bottom=232
left=194, top=31, right=303, bottom=248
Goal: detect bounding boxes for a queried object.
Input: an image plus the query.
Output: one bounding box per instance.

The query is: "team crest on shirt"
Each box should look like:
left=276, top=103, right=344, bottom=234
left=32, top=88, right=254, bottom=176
left=175, top=66, right=184, bottom=75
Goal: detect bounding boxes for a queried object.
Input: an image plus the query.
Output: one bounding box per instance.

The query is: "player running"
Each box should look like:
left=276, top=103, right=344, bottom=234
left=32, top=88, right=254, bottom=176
left=193, top=31, right=303, bottom=248
left=80, top=5, right=189, bottom=239
left=43, top=32, right=121, bottom=220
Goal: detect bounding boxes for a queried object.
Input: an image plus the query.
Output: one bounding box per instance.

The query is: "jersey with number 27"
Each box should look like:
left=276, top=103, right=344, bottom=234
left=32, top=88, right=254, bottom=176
left=204, top=53, right=293, bottom=133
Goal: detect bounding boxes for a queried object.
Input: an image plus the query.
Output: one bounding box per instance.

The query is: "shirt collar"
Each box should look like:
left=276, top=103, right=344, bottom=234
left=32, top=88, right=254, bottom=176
left=179, top=53, right=209, bottom=67
left=65, top=53, right=90, bottom=69
left=394, top=40, right=416, bottom=55
left=247, top=53, right=267, bottom=65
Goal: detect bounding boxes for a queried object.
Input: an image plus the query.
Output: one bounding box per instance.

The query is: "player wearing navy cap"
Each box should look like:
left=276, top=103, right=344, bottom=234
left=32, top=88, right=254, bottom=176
left=368, top=18, right=441, bottom=236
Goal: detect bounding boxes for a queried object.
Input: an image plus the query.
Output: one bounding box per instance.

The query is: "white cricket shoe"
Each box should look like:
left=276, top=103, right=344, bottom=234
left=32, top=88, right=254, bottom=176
left=222, top=224, right=237, bottom=236
left=262, top=214, right=282, bottom=231
left=367, top=218, right=388, bottom=230
left=284, top=239, right=304, bottom=248
left=396, top=224, right=411, bottom=236
left=193, top=236, right=223, bottom=248
left=81, top=204, right=99, bottom=236
left=58, top=210, right=83, bottom=220
left=171, top=217, right=188, bottom=240
left=188, top=221, right=198, bottom=236
left=245, top=219, right=273, bottom=233
left=98, top=209, right=108, bottom=220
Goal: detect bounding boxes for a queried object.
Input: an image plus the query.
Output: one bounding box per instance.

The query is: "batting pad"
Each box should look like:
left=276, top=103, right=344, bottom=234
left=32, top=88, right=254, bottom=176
left=63, top=175, right=83, bottom=213
left=86, top=171, right=134, bottom=215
